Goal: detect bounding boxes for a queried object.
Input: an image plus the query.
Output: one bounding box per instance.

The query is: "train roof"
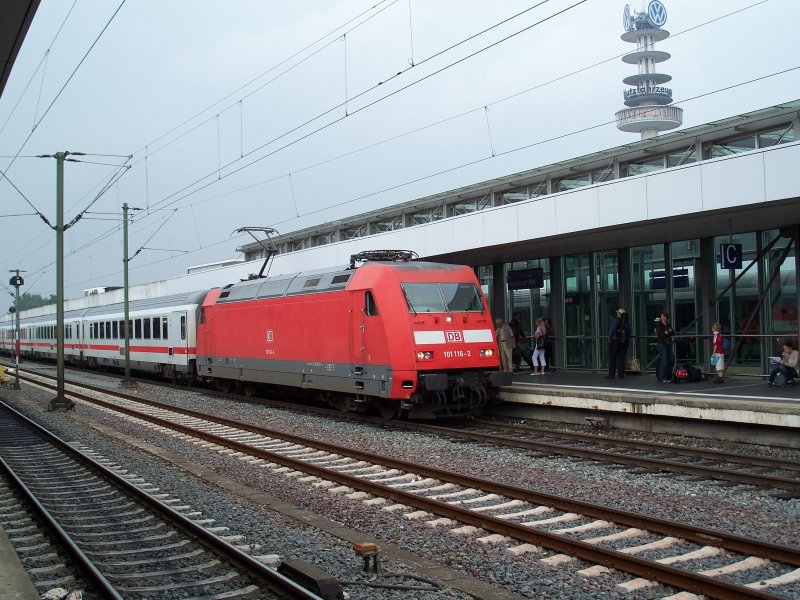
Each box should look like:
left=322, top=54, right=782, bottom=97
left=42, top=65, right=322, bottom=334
left=9, top=291, right=210, bottom=324
left=215, top=258, right=468, bottom=304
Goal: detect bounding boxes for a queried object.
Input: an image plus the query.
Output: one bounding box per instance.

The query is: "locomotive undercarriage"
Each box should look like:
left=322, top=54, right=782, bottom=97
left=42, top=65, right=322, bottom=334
left=317, top=370, right=503, bottom=420
left=402, top=370, right=502, bottom=419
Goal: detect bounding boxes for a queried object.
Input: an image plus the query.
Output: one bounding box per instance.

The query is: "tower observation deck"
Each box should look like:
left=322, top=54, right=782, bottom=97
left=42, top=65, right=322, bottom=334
left=615, top=1, right=683, bottom=139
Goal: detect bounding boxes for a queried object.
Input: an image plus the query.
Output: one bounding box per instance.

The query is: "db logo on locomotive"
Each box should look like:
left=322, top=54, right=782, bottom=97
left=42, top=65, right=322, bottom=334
left=445, top=330, right=464, bottom=343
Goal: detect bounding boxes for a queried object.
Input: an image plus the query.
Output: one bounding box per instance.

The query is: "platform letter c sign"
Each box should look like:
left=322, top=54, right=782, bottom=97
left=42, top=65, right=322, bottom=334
left=720, top=243, right=742, bottom=269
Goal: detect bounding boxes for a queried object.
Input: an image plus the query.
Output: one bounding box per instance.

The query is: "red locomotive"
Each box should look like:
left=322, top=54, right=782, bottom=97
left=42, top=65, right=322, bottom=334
left=196, top=251, right=510, bottom=418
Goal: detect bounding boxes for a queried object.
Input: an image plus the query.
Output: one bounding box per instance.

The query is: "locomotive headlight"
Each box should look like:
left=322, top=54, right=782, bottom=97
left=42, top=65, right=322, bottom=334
left=416, top=351, right=434, bottom=360
left=481, top=348, right=494, bottom=357
left=445, top=316, right=453, bottom=323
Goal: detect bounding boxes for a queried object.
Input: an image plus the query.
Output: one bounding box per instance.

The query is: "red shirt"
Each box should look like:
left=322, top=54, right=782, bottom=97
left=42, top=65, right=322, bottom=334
left=712, top=331, right=724, bottom=354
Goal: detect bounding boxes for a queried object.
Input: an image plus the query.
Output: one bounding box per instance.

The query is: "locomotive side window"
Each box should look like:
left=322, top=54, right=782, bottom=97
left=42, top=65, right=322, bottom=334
left=365, top=291, right=378, bottom=316
left=442, top=283, right=483, bottom=312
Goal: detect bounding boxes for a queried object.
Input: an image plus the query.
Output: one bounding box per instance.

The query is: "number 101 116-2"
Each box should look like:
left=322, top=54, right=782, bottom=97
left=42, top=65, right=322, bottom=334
left=443, top=350, right=471, bottom=358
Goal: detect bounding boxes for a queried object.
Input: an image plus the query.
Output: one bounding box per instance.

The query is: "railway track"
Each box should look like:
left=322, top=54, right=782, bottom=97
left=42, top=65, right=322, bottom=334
left=15, top=369, right=800, bottom=599
left=0, top=400, right=324, bottom=600
left=409, top=418, right=800, bottom=495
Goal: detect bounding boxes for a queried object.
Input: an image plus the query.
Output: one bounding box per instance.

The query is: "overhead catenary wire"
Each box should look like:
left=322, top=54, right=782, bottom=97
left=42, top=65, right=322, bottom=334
left=4, top=0, right=768, bottom=276
left=4, top=0, right=783, bottom=294
left=132, top=0, right=400, bottom=162
left=129, top=0, right=550, bottom=166
left=142, top=0, right=586, bottom=216
left=0, top=0, right=127, bottom=218
left=55, top=63, right=800, bottom=294
left=135, top=0, right=773, bottom=223
left=35, top=0, right=779, bottom=281
left=0, top=0, right=78, bottom=139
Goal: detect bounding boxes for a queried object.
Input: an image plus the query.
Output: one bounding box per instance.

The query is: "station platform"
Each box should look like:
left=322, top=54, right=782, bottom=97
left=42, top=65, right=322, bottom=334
left=0, top=525, right=39, bottom=600
left=494, top=369, right=800, bottom=448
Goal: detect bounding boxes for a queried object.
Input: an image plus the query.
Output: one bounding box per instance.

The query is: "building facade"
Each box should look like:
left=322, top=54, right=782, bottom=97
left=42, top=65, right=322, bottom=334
left=239, top=101, right=800, bottom=375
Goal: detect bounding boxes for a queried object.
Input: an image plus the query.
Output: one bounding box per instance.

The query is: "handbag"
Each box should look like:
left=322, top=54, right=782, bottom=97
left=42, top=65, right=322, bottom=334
left=710, top=354, right=719, bottom=366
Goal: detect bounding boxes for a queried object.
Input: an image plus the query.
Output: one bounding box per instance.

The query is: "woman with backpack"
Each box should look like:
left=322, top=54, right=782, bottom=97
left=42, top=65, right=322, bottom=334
left=606, top=308, right=629, bottom=380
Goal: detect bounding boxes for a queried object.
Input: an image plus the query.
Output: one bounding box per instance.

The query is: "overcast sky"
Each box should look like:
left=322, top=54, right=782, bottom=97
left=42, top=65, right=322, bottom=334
left=1, top=0, right=797, bottom=302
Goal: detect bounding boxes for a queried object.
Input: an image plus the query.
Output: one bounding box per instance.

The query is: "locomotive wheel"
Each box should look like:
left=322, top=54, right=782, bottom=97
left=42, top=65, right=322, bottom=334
left=241, top=382, right=257, bottom=397
left=377, top=399, right=399, bottom=420
left=331, top=395, right=350, bottom=413
left=216, top=379, right=234, bottom=393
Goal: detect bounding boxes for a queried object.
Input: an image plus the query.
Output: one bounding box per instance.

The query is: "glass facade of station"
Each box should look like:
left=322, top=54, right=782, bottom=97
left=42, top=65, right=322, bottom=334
left=494, top=228, right=798, bottom=376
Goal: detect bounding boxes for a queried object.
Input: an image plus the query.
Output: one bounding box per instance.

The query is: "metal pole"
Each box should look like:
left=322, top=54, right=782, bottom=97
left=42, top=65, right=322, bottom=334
left=8, top=269, right=24, bottom=391
left=121, top=203, right=136, bottom=389
left=14, top=282, right=21, bottom=390
left=49, top=151, right=74, bottom=410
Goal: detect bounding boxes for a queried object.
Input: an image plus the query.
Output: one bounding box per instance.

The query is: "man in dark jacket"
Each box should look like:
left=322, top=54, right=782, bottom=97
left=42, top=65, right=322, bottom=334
left=606, top=308, right=629, bottom=379
left=509, top=312, right=534, bottom=371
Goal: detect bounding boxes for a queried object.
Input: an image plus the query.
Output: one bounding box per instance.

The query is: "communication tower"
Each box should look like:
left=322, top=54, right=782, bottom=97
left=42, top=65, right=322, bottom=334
left=615, top=1, right=683, bottom=139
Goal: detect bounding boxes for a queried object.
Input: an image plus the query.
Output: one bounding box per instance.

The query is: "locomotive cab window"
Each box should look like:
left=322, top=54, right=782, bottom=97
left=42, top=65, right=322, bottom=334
left=365, top=291, right=378, bottom=316
left=401, top=282, right=483, bottom=313
left=441, top=283, right=483, bottom=311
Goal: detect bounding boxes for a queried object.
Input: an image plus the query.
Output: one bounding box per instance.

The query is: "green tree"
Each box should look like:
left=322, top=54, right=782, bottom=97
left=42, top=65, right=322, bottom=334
left=7, top=293, right=57, bottom=314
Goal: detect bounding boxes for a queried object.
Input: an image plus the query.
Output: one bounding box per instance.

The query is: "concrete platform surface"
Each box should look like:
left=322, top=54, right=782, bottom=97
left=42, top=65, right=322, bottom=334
left=0, top=525, right=40, bottom=600
left=497, top=369, right=799, bottom=445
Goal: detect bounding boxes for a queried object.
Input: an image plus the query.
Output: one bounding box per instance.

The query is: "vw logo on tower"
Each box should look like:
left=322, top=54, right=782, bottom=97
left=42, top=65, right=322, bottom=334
left=648, top=0, right=668, bottom=28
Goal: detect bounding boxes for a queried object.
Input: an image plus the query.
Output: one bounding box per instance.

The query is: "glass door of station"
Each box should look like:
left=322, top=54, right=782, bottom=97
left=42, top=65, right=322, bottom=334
left=564, top=254, right=593, bottom=369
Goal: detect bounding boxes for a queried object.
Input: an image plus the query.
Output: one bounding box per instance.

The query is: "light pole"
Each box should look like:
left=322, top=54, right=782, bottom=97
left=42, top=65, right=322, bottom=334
left=8, top=270, right=24, bottom=390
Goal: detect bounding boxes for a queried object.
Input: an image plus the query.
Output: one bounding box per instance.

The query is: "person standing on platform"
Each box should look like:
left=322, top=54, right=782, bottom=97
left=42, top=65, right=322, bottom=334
left=494, top=317, right=515, bottom=373
left=531, top=317, right=547, bottom=375
left=606, top=308, right=629, bottom=379
left=710, top=322, right=726, bottom=384
left=655, top=312, right=675, bottom=383
left=543, top=317, right=555, bottom=371
left=509, top=312, right=534, bottom=371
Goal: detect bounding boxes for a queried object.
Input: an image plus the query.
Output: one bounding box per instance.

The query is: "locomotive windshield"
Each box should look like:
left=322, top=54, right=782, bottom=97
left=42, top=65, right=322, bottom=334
left=401, top=282, right=483, bottom=313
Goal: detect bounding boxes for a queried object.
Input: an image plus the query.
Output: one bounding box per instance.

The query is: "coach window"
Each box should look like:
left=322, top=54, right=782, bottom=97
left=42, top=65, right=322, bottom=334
left=112, top=321, right=118, bottom=339
left=143, top=318, right=151, bottom=339
left=180, top=316, right=186, bottom=340
left=162, top=317, right=168, bottom=339
left=135, top=319, right=142, bottom=339
left=365, top=291, right=378, bottom=316
left=93, top=322, right=99, bottom=339
left=106, top=321, right=111, bottom=338
left=152, top=317, right=160, bottom=339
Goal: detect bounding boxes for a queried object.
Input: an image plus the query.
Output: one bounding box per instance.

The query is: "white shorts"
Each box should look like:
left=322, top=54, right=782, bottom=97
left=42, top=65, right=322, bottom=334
left=714, top=353, right=725, bottom=372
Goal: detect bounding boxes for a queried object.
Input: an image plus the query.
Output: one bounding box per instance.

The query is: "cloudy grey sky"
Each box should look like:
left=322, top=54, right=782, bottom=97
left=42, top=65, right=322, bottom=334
left=1, top=0, right=797, bottom=301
